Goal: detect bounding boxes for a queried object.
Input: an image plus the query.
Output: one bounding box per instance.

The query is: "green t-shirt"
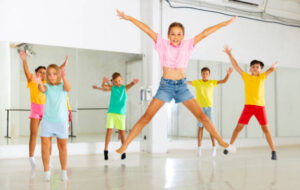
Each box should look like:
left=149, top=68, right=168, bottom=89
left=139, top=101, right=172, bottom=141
left=108, top=85, right=127, bottom=115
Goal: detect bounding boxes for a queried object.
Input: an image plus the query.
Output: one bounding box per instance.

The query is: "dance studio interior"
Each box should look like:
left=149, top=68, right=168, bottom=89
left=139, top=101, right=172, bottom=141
left=0, top=0, right=300, bottom=189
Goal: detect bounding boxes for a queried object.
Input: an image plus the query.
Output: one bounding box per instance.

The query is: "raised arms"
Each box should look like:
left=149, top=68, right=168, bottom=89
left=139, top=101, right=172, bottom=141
left=19, top=50, right=33, bottom=82
left=223, top=45, right=243, bottom=76
left=117, top=9, right=157, bottom=42
left=194, top=16, right=237, bottom=46
left=218, top=67, right=233, bottom=84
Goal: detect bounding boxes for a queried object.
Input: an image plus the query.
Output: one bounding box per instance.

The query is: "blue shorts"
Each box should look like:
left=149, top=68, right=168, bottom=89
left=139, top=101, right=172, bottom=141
left=41, top=119, right=69, bottom=139
left=198, top=107, right=214, bottom=128
left=154, top=78, right=194, bottom=103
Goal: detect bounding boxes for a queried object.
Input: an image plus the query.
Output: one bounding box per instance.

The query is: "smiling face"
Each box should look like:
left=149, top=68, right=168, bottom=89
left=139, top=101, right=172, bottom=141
left=250, top=64, right=262, bottom=75
left=168, top=26, right=184, bottom=46
left=46, top=64, right=61, bottom=85
left=113, top=76, right=123, bottom=87
left=201, top=70, right=210, bottom=81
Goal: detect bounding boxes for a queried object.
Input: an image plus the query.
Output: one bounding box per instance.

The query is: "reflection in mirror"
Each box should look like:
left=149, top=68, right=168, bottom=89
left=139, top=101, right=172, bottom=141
left=1, top=42, right=143, bottom=145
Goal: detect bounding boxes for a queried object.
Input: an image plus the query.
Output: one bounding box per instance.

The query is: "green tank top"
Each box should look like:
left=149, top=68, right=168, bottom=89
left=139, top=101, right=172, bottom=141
left=108, top=85, right=127, bottom=115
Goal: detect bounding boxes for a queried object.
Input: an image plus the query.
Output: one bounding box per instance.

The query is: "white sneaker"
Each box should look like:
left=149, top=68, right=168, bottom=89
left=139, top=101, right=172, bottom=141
left=224, top=144, right=236, bottom=155
left=29, top=157, right=36, bottom=169
left=212, top=147, right=217, bottom=157
left=198, top=148, right=202, bottom=157
left=44, top=171, right=51, bottom=181
left=110, top=151, right=122, bottom=161
left=60, top=170, right=68, bottom=181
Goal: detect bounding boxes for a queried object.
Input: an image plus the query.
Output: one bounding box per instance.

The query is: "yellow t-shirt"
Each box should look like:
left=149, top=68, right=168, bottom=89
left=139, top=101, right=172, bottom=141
left=192, top=80, right=218, bottom=107
left=27, top=76, right=46, bottom=105
left=66, top=95, right=71, bottom=111
left=242, top=72, right=266, bottom=106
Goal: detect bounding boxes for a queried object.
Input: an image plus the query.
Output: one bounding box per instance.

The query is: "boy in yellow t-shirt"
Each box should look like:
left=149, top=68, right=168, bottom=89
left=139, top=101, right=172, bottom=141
left=223, top=45, right=278, bottom=160
left=188, top=67, right=233, bottom=157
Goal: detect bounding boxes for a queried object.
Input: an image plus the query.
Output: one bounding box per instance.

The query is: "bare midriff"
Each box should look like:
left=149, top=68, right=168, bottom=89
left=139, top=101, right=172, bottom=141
left=162, top=67, right=186, bottom=80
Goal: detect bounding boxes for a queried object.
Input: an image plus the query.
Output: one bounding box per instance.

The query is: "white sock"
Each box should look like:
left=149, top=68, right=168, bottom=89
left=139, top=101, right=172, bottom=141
left=212, top=146, right=217, bottom=157
left=49, top=156, right=52, bottom=169
left=198, top=147, right=202, bottom=156
left=29, top=157, right=36, bottom=169
left=61, top=170, right=68, bottom=181
left=44, top=171, right=51, bottom=181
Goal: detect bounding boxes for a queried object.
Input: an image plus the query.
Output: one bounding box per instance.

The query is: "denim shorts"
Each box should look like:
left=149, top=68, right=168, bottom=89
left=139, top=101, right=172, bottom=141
left=197, top=107, right=214, bottom=127
left=154, top=78, right=194, bottom=103
left=41, top=119, right=69, bottom=139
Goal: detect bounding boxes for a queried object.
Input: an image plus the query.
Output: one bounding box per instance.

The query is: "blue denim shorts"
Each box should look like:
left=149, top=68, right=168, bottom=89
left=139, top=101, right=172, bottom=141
left=154, top=78, right=194, bottom=103
left=41, top=119, right=69, bottom=139
left=197, top=107, right=214, bottom=127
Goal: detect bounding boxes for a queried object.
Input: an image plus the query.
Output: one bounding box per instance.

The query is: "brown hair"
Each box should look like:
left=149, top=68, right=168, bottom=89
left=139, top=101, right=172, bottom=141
left=112, top=72, right=121, bottom=80
left=168, top=22, right=185, bottom=35
left=46, top=64, right=62, bottom=85
left=250, top=60, right=264, bottom=69
left=201, top=67, right=210, bottom=74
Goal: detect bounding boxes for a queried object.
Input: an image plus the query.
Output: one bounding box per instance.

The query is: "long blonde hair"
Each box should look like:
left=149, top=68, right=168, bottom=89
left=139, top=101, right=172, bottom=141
left=46, top=64, right=62, bottom=85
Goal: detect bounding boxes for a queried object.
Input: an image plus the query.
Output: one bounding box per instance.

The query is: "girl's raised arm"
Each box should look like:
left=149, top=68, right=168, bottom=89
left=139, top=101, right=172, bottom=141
left=117, top=9, right=157, bottom=42
left=194, top=16, right=237, bottom=46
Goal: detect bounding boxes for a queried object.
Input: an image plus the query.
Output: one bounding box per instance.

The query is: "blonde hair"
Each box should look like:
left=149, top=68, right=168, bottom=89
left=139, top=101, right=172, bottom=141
left=46, top=64, right=62, bottom=85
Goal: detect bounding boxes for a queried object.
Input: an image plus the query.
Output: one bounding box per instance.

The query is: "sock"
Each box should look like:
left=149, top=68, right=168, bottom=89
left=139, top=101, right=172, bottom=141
left=29, top=157, right=36, bottom=169
left=212, top=146, right=217, bottom=157
left=198, top=147, right=202, bottom=156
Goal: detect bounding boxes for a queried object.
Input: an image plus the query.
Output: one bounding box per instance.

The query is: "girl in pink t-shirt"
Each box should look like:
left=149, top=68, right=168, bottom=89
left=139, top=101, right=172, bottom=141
left=111, top=9, right=237, bottom=159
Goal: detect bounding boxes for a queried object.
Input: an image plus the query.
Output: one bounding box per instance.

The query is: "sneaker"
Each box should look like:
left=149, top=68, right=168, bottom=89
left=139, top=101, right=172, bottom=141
left=212, top=147, right=217, bottom=157
left=271, top=151, right=277, bottom=160
left=29, top=157, right=36, bottom=169
left=198, top=148, right=202, bottom=157
left=104, top=150, right=109, bottom=160
left=121, top=153, right=126, bottom=160
left=44, top=171, right=51, bottom=182
left=223, top=144, right=236, bottom=155
left=60, top=170, right=68, bottom=181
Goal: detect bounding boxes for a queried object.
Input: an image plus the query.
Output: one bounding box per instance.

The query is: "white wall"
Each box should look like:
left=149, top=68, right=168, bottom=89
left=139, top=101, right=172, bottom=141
left=161, top=1, right=300, bottom=68
left=0, top=0, right=141, bottom=54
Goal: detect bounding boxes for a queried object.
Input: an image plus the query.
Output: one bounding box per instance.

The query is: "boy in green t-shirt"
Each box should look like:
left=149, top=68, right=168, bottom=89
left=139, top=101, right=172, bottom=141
left=93, top=72, right=139, bottom=160
left=188, top=67, right=232, bottom=157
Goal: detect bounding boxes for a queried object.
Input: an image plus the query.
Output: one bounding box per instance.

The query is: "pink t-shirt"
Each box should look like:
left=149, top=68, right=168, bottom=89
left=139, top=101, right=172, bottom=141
left=154, top=34, right=195, bottom=69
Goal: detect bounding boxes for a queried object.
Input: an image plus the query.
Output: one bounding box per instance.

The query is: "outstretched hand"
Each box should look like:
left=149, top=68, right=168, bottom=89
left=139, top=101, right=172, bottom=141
left=116, top=9, right=129, bottom=20
left=223, top=45, right=232, bottom=55
left=225, top=16, right=238, bottom=26
left=19, top=50, right=27, bottom=61
left=61, top=67, right=66, bottom=78
left=61, top=56, right=69, bottom=69
left=102, top=76, right=110, bottom=83
left=271, top=62, right=278, bottom=69
left=227, top=67, right=233, bottom=75
left=132, top=78, right=139, bottom=84
left=33, top=76, right=42, bottom=85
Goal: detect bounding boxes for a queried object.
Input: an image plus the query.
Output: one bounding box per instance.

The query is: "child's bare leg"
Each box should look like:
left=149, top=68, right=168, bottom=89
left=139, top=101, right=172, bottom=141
left=57, top=138, right=68, bottom=170
left=198, top=127, right=204, bottom=147
left=182, top=98, right=228, bottom=148
left=261, top=125, right=275, bottom=151
left=230, top=123, right=245, bottom=144
left=105, top=129, right=113, bottom=151
left=29, top=119, right=40, bottom=157
left=210, top=134, right=216, bottom=147
left=116, top=98, right=165, bottom=154
left=118, top=130, right=126, bottom=145
left=41, top=137, right=51, bottom=171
